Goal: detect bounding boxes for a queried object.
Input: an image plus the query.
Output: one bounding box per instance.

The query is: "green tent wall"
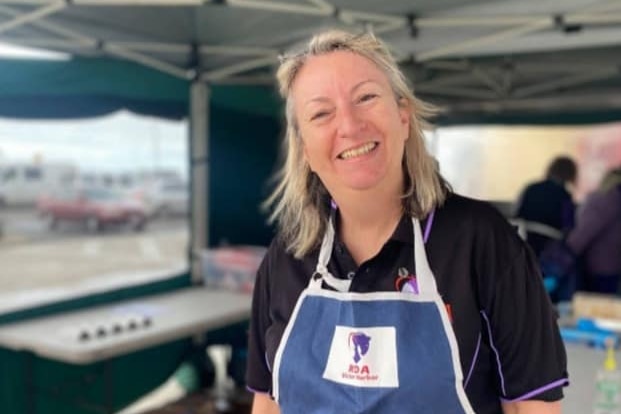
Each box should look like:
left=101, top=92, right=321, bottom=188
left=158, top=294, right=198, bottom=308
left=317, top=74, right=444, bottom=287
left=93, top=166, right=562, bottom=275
left=0, top=55, right=281, bottom=413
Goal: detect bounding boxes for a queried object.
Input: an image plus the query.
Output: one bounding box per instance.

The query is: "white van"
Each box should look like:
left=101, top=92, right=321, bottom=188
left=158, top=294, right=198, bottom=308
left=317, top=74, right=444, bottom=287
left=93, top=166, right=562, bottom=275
left=0, top=162, right=77, bottom=207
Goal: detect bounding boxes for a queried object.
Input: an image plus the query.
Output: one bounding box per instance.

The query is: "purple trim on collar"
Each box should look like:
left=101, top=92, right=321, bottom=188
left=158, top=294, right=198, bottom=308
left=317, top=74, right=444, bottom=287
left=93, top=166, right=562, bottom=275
left=464, top=332, right=481, bottom=389
left=423, top=209, right=435, bottom=244
left=500, top=378, right=569, bottom=403
left=480, top=310, right=507, bottom=396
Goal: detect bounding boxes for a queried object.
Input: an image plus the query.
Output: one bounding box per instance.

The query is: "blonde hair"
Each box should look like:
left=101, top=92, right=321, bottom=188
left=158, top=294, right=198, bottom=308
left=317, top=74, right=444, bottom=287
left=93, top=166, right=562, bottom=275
left=265, top=29, right=449, bottom=258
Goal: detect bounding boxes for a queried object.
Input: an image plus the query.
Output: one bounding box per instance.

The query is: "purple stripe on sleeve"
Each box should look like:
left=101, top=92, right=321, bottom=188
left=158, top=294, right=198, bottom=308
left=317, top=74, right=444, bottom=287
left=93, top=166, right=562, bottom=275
left=464, top=332, right=481, bottom=389
left=500, top=378, right=569, bottom=403
left=480, top=310, right=507, bottom=396
left=423, top=209, right=435, bottom=244
left=246, top=385, right=271, bottom=395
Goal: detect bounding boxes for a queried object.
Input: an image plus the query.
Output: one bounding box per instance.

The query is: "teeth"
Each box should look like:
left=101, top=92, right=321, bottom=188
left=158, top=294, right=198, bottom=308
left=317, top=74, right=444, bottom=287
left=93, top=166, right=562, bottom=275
left=339, top=142, right=377, bottom=160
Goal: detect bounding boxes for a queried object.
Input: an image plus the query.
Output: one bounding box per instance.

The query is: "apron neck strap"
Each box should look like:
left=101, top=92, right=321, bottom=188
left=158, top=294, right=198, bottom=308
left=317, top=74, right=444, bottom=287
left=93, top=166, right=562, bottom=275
left=313, top=210, right=437, bottom=293
left=413, top=214, right=437, bottom=294
left=313, top=219, right=353, bottom=292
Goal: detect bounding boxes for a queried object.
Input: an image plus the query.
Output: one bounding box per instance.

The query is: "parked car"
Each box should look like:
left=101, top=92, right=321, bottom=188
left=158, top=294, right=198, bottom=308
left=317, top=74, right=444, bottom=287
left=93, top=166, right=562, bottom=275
left=37, top=187, right=147, bottom=232
left=138, top=180, right=189, bottom=218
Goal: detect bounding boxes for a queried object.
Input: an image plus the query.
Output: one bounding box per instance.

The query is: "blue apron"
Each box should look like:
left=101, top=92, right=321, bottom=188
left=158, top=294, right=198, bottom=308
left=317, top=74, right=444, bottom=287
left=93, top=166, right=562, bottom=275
left=272, top=218, right=475, bottom=413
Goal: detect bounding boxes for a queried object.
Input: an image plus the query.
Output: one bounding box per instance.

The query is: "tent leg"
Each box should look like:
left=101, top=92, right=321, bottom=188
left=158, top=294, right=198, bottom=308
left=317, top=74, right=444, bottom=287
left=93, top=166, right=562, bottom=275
left=190, top=80, right=209, bottom=285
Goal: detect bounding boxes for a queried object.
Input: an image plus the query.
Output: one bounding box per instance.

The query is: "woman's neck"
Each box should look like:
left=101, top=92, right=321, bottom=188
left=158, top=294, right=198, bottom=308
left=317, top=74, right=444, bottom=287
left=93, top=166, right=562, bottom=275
left=335, top=191, right=404, bottom=266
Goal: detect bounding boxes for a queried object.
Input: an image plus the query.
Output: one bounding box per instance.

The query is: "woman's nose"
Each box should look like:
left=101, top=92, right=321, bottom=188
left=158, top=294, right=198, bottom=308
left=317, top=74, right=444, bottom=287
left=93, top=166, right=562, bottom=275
left=336, top=104, right=365, bottom=138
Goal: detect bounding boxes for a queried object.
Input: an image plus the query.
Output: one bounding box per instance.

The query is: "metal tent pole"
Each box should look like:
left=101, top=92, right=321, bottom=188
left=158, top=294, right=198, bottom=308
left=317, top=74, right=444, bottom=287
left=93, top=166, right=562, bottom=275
left=190, top=80, right=209, bottom=285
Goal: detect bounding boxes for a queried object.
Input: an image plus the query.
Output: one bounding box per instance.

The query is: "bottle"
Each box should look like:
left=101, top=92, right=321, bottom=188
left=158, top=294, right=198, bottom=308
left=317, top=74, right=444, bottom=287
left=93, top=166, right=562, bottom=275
left=593, top=338, right=621, bottom=414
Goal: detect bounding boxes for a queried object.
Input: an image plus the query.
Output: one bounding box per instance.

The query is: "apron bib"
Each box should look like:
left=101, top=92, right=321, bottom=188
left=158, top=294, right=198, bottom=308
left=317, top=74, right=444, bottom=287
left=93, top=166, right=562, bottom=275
left=272, top=217, right=475, bottom=413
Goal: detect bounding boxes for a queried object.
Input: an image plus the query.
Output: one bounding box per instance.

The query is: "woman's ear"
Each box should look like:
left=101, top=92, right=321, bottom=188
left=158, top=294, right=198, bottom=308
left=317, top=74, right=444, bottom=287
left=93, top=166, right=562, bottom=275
left=397, top=98, right=411, bottom=138
left=302, top=143, right=314, bottom=172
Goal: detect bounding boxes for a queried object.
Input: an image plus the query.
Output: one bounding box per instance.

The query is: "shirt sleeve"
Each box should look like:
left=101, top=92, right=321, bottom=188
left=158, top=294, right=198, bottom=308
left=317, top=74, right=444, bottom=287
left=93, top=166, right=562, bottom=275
left=245, top=247, right=274, bottom=394
left=475, top=210, right=569, bottom=402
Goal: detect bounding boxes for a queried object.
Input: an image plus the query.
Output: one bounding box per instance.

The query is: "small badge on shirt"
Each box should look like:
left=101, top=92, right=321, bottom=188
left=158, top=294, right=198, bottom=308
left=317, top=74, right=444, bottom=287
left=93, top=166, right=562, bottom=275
left=395, top=267, right=419, bottom=294
left=322, top=325, right=399, bottom=388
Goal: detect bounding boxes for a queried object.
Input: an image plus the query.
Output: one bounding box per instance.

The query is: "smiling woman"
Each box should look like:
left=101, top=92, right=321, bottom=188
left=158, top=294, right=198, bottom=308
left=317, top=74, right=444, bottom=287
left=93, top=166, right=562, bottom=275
left=247, top=29, right=567, bottom=414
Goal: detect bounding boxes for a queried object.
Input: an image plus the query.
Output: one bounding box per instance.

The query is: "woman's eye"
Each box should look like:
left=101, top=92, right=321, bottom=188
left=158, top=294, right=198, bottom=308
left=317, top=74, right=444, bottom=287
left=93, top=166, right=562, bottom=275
left=310, top=111, right=329, bottom=121
left=358, top=93, right=378, bottom=103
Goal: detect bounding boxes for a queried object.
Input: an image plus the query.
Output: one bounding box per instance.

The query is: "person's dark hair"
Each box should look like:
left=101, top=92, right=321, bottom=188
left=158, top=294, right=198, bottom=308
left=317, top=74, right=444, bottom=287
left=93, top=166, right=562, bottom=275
left=546, top=156, right=577, bottom=185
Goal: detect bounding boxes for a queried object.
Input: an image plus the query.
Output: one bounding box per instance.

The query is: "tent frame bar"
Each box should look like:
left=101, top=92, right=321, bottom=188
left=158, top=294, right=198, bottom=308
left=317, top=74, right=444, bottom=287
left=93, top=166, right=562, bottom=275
left=1, top=0, right=621, bottom=84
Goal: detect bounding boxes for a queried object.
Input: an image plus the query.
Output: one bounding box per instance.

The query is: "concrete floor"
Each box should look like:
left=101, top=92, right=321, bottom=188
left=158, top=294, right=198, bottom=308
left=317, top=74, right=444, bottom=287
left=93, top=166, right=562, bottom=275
left=145, top=390, right=252, bottom=414
left=563, top=342, right=609, bottom=414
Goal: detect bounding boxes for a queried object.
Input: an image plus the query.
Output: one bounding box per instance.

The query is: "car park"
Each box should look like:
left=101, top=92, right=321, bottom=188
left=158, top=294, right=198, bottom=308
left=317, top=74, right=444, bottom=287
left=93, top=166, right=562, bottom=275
left=144, top=181, right=189, bottom=218
left=37, top=187, right=147, bottom=232
left=0, top=162, right=77, bottom=206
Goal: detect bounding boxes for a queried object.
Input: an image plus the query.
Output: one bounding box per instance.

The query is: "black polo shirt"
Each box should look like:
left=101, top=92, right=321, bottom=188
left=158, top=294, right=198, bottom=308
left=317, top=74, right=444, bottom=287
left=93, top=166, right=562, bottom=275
left=246, top=193, right=568, bottom=414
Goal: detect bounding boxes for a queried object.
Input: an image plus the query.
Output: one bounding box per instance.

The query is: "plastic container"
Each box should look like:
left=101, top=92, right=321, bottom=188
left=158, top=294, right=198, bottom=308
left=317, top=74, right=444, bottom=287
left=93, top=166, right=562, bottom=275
left=200, top=246, right=267, bottom=294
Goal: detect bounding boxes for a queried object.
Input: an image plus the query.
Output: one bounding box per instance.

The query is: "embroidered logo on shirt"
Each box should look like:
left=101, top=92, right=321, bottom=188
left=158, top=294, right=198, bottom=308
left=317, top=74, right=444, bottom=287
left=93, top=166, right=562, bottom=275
left=323, top=326, right=399, bottom=388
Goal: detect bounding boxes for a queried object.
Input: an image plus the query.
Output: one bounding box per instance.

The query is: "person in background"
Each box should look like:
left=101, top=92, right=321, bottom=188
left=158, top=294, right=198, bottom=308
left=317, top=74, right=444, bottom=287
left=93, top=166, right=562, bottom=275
left=246, top=29, right=567, bottom=414
left=566, top=167, right=621, bottom=294
left=514, top=156, right=578, bottom=257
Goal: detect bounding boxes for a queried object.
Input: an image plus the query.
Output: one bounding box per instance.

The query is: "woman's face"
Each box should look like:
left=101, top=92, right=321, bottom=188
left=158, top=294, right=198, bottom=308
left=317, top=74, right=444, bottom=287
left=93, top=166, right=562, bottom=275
left=291, top=50, right=410, bottom=200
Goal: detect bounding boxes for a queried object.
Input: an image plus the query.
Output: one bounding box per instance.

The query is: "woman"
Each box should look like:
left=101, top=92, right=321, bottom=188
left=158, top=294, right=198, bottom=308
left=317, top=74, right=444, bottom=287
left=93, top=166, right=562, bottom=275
left=246, top=29, right=567, bottom=414
left=567, top=167, right=621, bottom=294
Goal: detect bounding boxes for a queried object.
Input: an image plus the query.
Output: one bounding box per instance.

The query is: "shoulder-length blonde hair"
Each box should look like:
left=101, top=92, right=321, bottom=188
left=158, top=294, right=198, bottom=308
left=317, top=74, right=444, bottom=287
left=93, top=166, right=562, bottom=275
left=265, top=29, right=449, bottom=258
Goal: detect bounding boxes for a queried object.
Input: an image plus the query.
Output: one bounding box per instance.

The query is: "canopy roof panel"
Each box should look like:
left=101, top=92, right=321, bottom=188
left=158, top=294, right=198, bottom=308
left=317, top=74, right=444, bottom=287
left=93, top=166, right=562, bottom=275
left=1, top=0, right=620, bottom=123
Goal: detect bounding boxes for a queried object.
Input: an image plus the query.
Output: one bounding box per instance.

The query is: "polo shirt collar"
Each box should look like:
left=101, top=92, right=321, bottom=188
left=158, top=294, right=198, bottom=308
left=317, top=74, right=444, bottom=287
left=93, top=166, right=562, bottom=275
left=329, top=207, right=413, bottom=246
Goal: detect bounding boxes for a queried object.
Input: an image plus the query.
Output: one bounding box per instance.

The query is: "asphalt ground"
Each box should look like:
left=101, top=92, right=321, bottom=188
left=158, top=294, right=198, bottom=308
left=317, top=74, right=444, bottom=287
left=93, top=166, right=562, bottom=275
left=0, top=206, right=189, bottom=313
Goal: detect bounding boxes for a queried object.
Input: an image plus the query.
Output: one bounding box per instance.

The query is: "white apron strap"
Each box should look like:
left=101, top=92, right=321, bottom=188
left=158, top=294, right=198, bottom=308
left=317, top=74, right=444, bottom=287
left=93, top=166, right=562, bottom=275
left=314, top=217, right=437, bottom=294
left=312, top=219, right=352, bottom=292
left=412, top=218, right=438, bottom=295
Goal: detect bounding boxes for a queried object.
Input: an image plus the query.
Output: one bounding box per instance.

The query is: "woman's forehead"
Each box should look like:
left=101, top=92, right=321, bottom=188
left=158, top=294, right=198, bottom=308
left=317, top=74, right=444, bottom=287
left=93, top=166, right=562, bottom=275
left=291, top=50, right=389, bottom=98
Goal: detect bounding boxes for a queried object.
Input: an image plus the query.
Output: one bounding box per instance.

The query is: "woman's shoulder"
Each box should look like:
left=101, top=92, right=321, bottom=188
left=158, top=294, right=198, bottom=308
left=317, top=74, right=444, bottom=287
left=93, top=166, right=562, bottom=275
left=439, top=192, right=508, bottom=224
left=260, top=236, right=318, bottom=275
left=262, top=236, right=295, bottom=269
left=432, top=192, right=519, bottom=245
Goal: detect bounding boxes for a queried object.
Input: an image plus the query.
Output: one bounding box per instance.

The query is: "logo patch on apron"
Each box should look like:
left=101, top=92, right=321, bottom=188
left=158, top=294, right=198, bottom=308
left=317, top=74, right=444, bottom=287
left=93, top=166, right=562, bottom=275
left=322, top=325, right=399, bottom=388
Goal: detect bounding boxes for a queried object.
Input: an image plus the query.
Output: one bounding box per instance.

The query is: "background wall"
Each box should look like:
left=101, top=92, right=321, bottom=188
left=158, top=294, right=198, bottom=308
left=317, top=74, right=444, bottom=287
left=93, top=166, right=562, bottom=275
left=433, top=122, right=621, bottom=203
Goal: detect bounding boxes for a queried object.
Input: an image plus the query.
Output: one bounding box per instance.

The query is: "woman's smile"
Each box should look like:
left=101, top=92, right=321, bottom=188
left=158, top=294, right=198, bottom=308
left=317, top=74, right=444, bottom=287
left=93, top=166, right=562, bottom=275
left=337, top=142, right=378, bottom=160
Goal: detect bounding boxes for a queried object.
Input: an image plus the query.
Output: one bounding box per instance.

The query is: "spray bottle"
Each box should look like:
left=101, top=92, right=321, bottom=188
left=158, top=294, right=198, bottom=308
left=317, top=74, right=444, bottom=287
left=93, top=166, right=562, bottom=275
left=593, top=338, right=621, bottom=414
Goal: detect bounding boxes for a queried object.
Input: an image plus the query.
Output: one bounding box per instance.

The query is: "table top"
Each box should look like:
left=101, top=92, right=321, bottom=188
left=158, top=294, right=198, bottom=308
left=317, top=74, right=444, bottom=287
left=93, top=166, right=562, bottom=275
left=0, top=287, right=251, bottom=364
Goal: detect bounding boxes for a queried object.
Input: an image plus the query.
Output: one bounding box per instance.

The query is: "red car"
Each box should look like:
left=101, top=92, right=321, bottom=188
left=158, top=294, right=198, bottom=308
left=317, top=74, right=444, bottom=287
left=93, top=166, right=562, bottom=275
left=38, top=187, right=147, bottom=232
